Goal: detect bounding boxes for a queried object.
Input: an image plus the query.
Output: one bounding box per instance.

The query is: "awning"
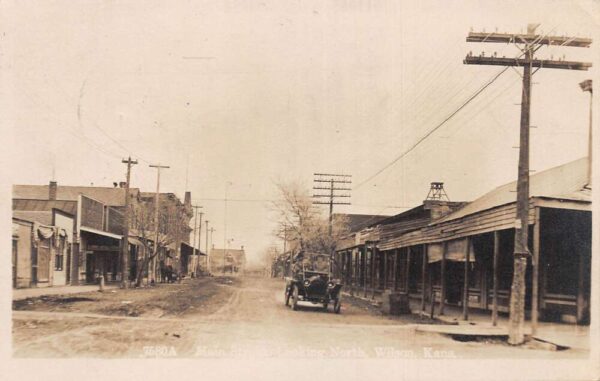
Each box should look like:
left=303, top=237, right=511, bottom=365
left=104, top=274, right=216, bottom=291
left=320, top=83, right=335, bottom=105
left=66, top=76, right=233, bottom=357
left=181, top=242, right=206, bottom=256
left=427, top=238, right=475, bottom=263
left=37, top=224, right=55, bottom=239
left=128, top=236, right=144, bottom=246
left=80, top=225, right=122, bottom=240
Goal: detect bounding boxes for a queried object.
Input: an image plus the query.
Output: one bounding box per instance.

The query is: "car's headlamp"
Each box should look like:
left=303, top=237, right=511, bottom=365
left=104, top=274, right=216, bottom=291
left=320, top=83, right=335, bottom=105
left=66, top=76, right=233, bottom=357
left=304, top=280, right=310, bottom=286
left=327, top=282, right=335, bottom=288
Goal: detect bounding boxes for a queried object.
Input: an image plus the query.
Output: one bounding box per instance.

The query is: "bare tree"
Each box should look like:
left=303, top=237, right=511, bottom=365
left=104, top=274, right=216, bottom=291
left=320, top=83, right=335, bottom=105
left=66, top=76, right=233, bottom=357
left=271, top=180, right=350, bottom=256
left=129, top=196, right=189, bottom=286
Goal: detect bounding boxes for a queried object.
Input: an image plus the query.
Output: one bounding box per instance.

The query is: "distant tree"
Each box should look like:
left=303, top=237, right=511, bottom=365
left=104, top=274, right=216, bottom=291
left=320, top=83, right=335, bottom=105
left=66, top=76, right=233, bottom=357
left=260, top=245, right=281, bottom=276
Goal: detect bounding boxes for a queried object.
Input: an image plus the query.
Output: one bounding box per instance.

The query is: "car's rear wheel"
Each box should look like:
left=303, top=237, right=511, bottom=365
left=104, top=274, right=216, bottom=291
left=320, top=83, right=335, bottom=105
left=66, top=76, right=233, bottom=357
left=334, top=295, right=342, bottom=314
left=291, top=285, right=299, bottom=311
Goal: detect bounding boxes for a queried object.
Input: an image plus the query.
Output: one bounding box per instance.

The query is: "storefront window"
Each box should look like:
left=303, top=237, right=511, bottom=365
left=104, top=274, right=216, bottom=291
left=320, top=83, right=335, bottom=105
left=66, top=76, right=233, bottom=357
left=55, top=238, right=65, bottom=271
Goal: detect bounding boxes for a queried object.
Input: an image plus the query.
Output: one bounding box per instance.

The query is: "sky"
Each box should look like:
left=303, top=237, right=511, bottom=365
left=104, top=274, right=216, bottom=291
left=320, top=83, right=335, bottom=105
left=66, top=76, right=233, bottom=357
left=4, top=0, right=599, bottom=266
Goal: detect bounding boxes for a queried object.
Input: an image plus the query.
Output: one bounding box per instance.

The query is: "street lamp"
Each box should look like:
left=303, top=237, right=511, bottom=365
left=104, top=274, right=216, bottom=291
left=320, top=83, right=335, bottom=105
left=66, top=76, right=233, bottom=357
left=580, top=79, right=593, bottom=187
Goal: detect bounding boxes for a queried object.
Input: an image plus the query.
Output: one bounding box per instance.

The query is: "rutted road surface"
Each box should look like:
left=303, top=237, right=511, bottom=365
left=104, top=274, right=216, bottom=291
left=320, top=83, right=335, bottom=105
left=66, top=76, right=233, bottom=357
left=12, top=276, right=586, bottom=359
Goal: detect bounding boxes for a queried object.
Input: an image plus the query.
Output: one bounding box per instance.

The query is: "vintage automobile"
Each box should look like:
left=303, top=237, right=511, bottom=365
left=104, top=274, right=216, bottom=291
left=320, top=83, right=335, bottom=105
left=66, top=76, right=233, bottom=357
left=284, top=252, right=343, bottom=313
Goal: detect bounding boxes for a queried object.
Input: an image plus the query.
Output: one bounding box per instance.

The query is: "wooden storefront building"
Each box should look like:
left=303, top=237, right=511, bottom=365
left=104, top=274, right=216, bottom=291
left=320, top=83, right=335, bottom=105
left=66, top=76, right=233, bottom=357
left=336, top=158, right=591, bottom=326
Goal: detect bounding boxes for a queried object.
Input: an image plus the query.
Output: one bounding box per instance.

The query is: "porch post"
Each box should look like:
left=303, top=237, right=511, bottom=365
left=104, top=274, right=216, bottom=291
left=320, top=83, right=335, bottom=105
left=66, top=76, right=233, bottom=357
left=392, top=249, right=398, bottom=291
left=349, top=250, right=353, bottom=287
left=429, top=268, right=435, bottom=319
left=371, top=246, right=377, bottom=298
left=383, top=249, right=388, bottom=290
left=463, top=237, right=471, bottom=320
left=340, top=250, right=345, bottom=281
left=347, top=250, right=351, bottom=286
left=349, top=249, right=353, bottom=286
left=354, top=249, right=358, bottom=290
left=405, top=247, right=411, bottom=293
left=363, top=244, right=368, bottom=297
left=492, top=231, right=500, bottom=326
left=577, top=232, right=586, bottom=325
left=439, top=241, right=447, bottom=315
left=421, top=244, right=427, bottom=313
left=71, top=239, right=80, bottom=286
left=532, top=208, right=541, bottom=333
left=352, top=250, right=356, bottom=288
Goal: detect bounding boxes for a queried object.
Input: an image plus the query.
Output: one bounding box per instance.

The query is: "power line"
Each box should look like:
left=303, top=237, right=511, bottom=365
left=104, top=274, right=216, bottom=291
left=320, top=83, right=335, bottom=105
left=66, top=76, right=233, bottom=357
left=353, top=25, right=562, bottom=192
left=18, top=79, right=150, bottom=166
left=354, top=65, right=510, bottom=191
left=91, top=120, right=151, bottom=164
left=47, top=74, right=153, bottom=164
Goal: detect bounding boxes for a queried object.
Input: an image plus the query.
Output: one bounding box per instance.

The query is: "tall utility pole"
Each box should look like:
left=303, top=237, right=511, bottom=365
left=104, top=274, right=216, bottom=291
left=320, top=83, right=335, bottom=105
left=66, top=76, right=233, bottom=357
left=312, top=173, right=352, bottom=236
left=205, top=220, right=210, bottom=273
left=195, top=210, right=204, bottom=276
left=191, top=205, right=203, bottom=276
left=465, top=24, right=592, bottom=345
left=120, top=157, right=137, bottom=288
left=149, top=164, right=170, bottom=284
left=223, top=181, right=232, bottom=275
left=208, top=227, right=215, bottom=272
left=580, top=79, right=593, bottom=186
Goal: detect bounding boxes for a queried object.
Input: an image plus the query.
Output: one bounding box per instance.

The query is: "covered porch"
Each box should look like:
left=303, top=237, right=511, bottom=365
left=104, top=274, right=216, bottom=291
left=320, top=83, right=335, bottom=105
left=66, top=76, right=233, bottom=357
left=344, top=201, right=591, bottom=329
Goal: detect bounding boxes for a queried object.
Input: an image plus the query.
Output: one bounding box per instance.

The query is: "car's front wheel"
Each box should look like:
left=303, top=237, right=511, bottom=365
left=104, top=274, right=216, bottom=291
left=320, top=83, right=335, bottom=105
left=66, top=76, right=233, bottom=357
left=284, top=287, right=290, bottom=306
left=291, top=285, right=299, bottom=311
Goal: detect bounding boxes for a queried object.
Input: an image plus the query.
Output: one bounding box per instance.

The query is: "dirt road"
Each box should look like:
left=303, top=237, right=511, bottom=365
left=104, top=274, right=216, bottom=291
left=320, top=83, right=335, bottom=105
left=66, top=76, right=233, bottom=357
left=12, top=276, right=587, bottom=359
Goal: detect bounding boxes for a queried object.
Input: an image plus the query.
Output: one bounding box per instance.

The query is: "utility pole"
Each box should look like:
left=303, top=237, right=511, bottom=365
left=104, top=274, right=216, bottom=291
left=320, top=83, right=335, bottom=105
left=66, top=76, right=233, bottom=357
left=312, top=173, right=352, bottom=236
left=205, top=220, right=210, bottom=273
left=149, top=164, right=170, bottom=284
left=465, top=24, right=592, bottom=345
left=120, top=157, right=137, bottom=288
left=191, top=205, right=203, bottom=277
left=313, top=173, right=352, bottom=277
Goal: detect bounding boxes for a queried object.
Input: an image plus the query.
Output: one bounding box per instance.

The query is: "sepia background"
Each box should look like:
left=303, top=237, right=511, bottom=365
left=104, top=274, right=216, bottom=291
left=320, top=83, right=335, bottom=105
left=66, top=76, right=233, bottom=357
left=2, top=0, right=599, bottom=380
left=5, top=0, right=599, bottom=266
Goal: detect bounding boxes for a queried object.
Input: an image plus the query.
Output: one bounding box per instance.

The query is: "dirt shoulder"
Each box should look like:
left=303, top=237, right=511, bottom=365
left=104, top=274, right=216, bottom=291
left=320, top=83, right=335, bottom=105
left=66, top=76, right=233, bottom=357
left=13, top=276, right=240, bottom=319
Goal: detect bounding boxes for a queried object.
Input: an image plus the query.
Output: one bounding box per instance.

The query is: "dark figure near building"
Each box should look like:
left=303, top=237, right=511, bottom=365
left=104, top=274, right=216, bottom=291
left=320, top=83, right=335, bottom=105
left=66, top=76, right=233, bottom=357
left=160, top=264, right=176, bottom=283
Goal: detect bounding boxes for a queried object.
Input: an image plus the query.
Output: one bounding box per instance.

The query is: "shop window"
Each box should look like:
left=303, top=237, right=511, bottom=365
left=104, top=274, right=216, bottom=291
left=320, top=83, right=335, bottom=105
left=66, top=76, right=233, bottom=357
left=55, top=238, right=65, bottom=271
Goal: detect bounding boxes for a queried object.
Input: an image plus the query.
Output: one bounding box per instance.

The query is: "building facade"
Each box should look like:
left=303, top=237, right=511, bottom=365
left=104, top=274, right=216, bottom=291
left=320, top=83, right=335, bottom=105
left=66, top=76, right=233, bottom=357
left=12, top=181, right=195, bottom=287
left=210, top=247, right=246, bottom=274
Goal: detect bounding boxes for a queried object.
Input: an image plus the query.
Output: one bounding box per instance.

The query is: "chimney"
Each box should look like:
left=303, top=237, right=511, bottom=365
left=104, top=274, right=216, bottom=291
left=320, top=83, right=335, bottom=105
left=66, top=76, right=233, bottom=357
left=184, top=191, right=192, bottom=210
left=119, top=181, right=127, bottom=188
left=241, top=245, right=244, bottom=251
left=49, top=181, right=57, bottom=200
left=113, top=182, right=118, bottom=188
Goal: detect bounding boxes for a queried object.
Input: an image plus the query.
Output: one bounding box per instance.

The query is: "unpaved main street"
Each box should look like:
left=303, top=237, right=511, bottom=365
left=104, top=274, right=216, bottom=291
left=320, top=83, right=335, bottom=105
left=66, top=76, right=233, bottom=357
left=12, top=276, right=587, bottom=359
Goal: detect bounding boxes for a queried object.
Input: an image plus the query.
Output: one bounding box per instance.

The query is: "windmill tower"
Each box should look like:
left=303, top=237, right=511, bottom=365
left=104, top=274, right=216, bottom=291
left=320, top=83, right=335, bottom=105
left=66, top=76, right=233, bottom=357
left=425, top=182, right=450, bottom=201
